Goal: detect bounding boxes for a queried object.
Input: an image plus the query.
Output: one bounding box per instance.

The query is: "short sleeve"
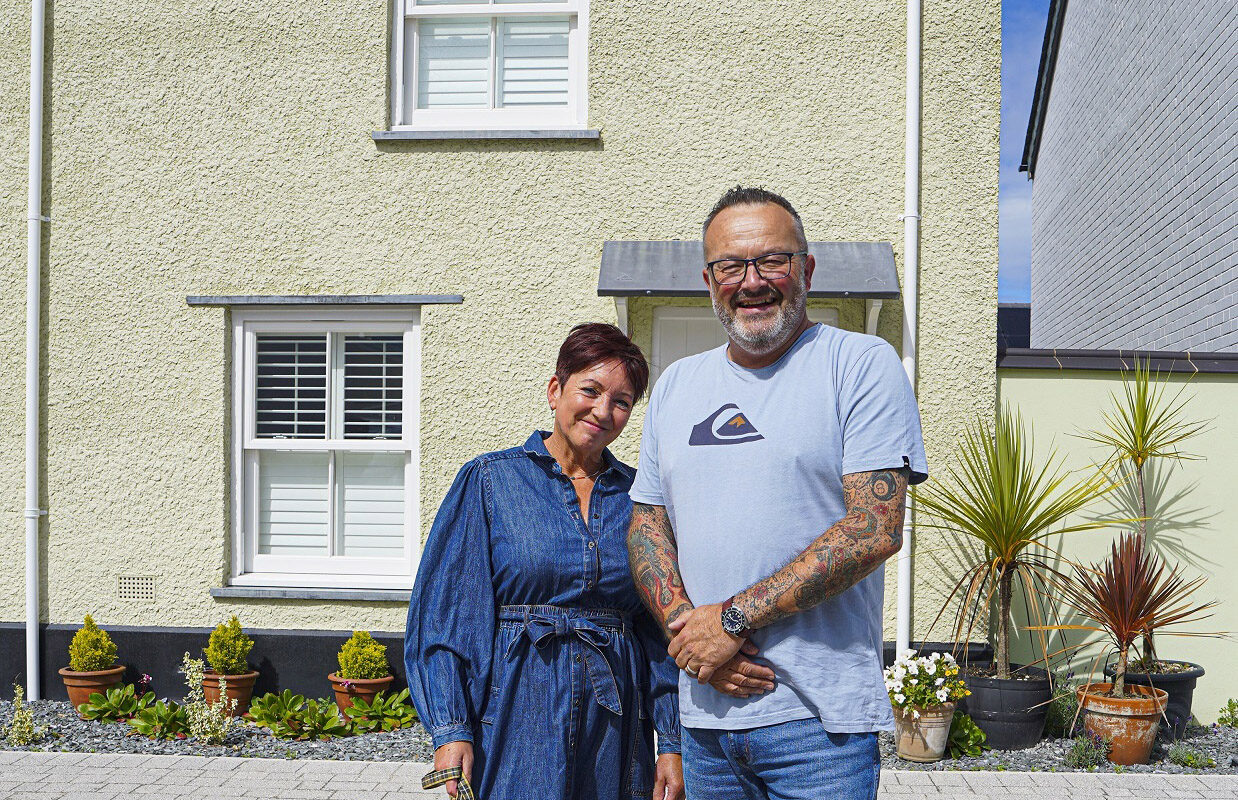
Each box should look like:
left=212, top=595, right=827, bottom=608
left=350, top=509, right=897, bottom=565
left=629, top=378, right=667, bottom=505
left=838, top=342, right=929, bottom=485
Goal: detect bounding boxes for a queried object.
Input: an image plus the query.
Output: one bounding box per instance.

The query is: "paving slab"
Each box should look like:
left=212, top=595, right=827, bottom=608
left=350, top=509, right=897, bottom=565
left=3, top=753, right=1238, bottom=799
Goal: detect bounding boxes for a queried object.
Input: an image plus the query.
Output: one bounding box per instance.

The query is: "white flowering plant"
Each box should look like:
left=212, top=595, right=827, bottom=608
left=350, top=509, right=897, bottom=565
left=884, top=650, right=969, bottom=716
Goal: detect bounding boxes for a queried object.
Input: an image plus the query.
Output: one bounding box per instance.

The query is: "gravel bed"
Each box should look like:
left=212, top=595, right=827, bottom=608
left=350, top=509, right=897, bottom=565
left=879, top=724, right=1238, bottom=774
left=0, top=700, right=434, bottom=762
left=4, top=700, right=1235, bottom=773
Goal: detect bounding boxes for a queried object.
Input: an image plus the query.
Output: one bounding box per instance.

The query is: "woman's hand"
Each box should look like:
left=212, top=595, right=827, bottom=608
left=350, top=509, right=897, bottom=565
left=653, top=753, right=685, bottom=800
left=432, top=741, right=474, bottom=798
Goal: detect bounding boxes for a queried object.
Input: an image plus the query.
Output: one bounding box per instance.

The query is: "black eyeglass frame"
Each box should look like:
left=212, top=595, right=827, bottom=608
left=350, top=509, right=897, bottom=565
left=705, top=251, right=808, bottom=285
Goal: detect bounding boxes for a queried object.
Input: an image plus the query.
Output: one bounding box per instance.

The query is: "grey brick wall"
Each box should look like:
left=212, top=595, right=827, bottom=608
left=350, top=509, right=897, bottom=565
left=1029, top=0, right=1237, bottom=351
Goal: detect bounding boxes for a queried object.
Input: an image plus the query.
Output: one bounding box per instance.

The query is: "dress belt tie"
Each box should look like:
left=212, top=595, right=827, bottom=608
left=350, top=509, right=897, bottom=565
left=499, top=605, right=627, bottom=716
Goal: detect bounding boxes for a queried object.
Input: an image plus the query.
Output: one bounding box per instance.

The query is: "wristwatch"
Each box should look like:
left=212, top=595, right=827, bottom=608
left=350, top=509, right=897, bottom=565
left=720, top=596, right=751, bottom=637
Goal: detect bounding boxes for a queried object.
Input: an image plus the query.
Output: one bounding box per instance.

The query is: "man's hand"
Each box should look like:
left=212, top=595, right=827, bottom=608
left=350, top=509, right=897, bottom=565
left=709, top=641, right=776, bottom=698
left=666, top=603, right=744, bottom=684
left=432, top=741, right=473, bottom=798
left=653, top=753, right=685, bottom=800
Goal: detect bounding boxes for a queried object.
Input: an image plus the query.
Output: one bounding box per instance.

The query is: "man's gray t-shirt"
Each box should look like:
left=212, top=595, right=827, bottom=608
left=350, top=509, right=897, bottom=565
left=630, top=323, right=928, bottom=733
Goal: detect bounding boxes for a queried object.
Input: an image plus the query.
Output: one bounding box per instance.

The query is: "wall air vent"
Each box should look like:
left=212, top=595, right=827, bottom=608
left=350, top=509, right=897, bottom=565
left=117, top=575, right=156, bottom=603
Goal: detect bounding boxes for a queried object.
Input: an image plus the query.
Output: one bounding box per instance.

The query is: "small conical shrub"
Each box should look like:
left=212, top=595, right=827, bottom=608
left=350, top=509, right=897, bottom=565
left=68, top=615, right=118, bottom=672
left=337, top=631, right=389, bottom=680
left=203, top=615, right=254, bottom=675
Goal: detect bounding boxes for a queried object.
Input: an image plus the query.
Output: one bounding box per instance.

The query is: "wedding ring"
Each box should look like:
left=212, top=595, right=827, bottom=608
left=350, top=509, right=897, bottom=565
left=685, top=665, right=699, bottom=677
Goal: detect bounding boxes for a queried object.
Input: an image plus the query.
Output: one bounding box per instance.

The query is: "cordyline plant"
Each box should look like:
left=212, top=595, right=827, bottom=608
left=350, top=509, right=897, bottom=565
left=1029, top=532, right=1217, bottom=695
left=1077, top=357, right=1206, bottom=664
left=916, top=406, right=1128, bottom=680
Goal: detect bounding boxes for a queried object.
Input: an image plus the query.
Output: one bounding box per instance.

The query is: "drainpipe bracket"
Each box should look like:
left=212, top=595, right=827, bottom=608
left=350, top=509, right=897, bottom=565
left=23, top=508, right=47, bottom=519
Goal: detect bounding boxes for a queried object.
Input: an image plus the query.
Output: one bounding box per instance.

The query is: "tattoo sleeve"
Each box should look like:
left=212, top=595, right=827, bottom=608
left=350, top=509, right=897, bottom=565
left=627, top=502, right=693, bottom=638
left=734, top=467, right=909, bottom=631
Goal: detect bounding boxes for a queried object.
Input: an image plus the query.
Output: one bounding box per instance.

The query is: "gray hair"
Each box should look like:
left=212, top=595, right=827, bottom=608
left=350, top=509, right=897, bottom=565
left=701, top=186, right=808, bottom=252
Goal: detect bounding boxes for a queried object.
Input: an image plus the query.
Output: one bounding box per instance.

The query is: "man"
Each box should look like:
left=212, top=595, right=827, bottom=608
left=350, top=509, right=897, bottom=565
left=627, top=186, right=927, bottom=799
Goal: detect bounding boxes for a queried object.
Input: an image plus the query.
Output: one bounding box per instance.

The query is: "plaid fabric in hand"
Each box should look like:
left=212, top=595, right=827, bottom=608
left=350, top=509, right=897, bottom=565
left=421, top=766, right=477, bottom=800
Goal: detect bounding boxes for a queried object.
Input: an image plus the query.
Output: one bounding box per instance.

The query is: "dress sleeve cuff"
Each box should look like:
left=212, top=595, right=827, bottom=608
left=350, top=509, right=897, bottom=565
left=430, top=722, right=474, bottom=749
left=656, top=731, right=681, bottom=755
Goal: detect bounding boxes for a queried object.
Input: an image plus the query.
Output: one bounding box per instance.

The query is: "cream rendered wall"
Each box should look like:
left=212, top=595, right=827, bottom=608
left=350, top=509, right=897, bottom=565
left=998, top=369, right=1238, bottom=724
left=0, top=1, right=998, bottom=636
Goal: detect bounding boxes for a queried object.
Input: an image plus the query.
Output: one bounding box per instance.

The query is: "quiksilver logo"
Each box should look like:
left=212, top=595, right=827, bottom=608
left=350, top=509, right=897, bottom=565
left=688, top=404, right=765, bottom=446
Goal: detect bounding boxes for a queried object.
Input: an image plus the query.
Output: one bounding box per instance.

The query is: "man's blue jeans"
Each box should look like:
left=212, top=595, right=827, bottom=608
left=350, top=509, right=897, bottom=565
left=682, top=719, right=880, bottom=800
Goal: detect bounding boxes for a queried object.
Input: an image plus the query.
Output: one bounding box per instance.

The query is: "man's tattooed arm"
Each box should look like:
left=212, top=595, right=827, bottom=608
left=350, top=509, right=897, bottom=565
left=733, top=468, right=910, bottom=630
left=627, top=502, right=693, bottom=636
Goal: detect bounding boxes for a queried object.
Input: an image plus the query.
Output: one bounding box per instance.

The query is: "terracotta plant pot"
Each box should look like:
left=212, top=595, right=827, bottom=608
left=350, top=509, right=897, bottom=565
left=202, top=670, right=260, bottom=716
left=328, top=673, right=394, bottom=715
left=59, top=665, right=126, bottom=716
left=1103, top=660, right=1204, bottom=740
left=1076, top=682, right=1169, bottom=765
left=893, top=702, right=955, bottom=762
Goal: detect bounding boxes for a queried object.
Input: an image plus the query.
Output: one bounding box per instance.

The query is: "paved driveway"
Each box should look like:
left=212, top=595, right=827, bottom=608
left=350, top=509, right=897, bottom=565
left=3, top=752, right=1236, bottom=799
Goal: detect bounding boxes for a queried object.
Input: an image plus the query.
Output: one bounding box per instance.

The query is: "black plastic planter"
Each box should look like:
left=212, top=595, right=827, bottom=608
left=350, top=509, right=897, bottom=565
left=958, top=664, right=1051, bottom=750
left=1103, top=660, right=1204, bottom=740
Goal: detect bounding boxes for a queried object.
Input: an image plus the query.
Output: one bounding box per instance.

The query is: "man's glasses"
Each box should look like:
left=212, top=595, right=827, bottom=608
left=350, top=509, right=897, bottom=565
left=706, top=251, right=807, bottom=285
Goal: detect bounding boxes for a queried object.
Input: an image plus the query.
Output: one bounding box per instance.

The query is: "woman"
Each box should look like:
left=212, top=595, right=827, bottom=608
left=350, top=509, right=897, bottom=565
left=405, top=323, right=684, bottom=800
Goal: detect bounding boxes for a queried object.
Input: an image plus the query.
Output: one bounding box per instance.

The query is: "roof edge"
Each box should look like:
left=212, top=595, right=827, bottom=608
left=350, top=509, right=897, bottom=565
left=1021, top=0, right=1070, bottom=178
left=997, top=347, right=1238, bottom=374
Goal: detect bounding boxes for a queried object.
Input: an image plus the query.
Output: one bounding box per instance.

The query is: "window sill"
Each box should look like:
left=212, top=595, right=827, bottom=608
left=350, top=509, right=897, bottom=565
left=211, top=586, right=410, bottom=602
left=372, top=129, right=601, bottom=142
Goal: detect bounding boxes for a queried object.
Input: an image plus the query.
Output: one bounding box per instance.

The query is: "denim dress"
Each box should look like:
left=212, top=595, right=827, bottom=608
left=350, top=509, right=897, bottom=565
left=405, top=432, right=682, bottom=800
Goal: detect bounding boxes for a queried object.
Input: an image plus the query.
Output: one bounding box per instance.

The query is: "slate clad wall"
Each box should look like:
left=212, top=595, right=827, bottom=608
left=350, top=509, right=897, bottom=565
left=1030, top=0, right=1238, bottom=351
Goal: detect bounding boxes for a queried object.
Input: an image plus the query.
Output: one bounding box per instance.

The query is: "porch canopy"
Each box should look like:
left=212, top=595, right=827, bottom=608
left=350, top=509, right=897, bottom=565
left=597, top=241, right=901, bottom=298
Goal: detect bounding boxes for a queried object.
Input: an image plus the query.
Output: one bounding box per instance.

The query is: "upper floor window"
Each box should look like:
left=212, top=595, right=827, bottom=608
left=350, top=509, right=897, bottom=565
left=393, top=0, right=588, bottom=130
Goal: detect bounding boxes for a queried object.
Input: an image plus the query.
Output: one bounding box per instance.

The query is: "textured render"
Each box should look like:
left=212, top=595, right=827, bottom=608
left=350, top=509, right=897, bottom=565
left=0, top=1, right=998, bottom=640
left=1030, top=0, right=1238, bottom=351
left=999, top=369, right=1238, bottom=723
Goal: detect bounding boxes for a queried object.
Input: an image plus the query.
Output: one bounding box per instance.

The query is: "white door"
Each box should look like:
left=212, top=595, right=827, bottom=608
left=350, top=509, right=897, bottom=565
left=651, top=306, right=840, bottom=382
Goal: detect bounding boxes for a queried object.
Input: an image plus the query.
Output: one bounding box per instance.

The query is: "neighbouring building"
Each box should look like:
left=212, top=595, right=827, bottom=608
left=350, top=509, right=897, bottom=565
left=1003, top=0, right=1237, bottom=721
left=1022, top=0, right=1237, bottom=351
left=2, top=1, right=1000, bottom=698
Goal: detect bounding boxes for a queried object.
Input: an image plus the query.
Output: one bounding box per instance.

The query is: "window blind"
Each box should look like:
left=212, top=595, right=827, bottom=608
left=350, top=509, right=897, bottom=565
left=257, top=450, right=330, bottom=555
left=343, top=335, right=403, bottom=439
left=499, top=18, right=569, bottom=107
left=417, top=18, right=492, bottom=108
left=339, top=452, right=406, bottom=557
left=255, top=336, right=327, bottom=438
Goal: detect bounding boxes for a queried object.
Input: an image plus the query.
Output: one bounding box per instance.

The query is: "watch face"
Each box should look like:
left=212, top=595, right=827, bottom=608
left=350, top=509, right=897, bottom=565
left=721, top=606, right=747, bottom=635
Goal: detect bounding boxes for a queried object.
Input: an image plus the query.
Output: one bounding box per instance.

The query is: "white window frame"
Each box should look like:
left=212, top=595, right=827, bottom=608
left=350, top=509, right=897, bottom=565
left=392, top=0, right=589, bottom=131
left=229, top=307, right=421, bottom=590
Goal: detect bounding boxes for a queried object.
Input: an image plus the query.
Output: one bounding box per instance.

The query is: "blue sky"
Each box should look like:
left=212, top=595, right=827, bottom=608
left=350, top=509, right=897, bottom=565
left=999, top=0, right=1050, bottom=303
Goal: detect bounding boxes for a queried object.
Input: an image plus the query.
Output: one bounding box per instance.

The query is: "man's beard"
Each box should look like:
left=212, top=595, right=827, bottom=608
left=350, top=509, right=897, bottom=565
left=712, top=276, right=808, bottom=356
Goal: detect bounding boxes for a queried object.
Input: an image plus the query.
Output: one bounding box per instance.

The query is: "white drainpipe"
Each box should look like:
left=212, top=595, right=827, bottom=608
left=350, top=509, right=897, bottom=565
left=897, top=0, right=922, bottom=656
left=25, top=0, right=48, bottom=700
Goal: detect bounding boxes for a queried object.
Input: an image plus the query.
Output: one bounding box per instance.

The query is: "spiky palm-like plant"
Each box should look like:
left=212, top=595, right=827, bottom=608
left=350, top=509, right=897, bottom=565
left=1031, top=532, right=1216, bottom=695
left=916, top=406, right=1126, bottom=680
left=1077, top=358, right=1206, bottom=665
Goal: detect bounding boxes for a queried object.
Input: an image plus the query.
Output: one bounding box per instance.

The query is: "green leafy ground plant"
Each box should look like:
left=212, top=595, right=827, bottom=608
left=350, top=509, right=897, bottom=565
left=68, top=615, right=118, bottom=672
left=204, top=615, right=254, bottom=676
left=3, top=685, right=48, bottom=745
left=1218, top=699, right=1238, bottom=727
left=1167, top=742, right=1215, bottom=768
left=78, top=683, right=154, bottom=722
left=129, top=700, right=188, bottom=740
left=947, top=711, right=988, bottom=758
left=245, top=691, right=353, bottom=740
left=1064, top=731, right=1111, bottom=768
left=343, top=689, right=419, bottom=733
left=337, top=631, right=389, bottom=680
left=915, top=407, right=1125, bottom=680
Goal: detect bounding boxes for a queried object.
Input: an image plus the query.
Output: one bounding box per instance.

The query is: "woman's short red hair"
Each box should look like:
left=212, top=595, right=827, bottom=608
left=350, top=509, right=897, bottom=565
left=555, top=323, right=649, bottom=401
